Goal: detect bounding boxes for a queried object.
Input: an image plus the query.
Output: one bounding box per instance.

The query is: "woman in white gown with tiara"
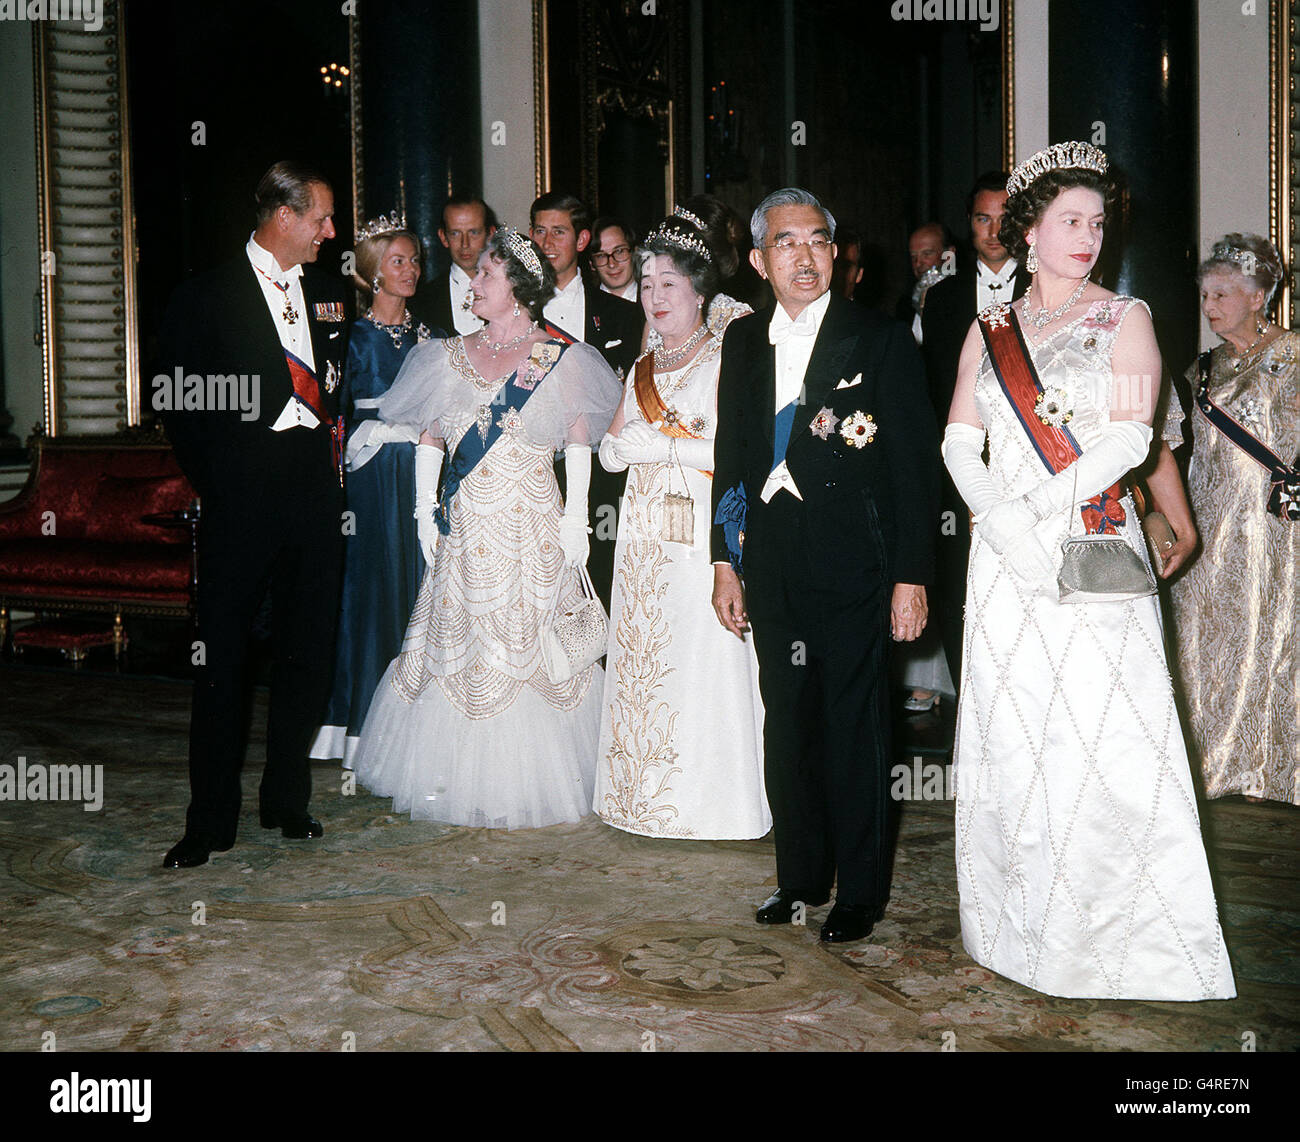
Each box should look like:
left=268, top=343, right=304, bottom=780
left=941, top=143, right=1234, bottom=1000
left=594, top=214, right=769, bottom=839
left=350, top=229, right=622, bottom=829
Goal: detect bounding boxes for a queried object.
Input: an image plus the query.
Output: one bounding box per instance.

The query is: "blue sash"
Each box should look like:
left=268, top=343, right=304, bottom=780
left=434, top=338, right=565, bottom=534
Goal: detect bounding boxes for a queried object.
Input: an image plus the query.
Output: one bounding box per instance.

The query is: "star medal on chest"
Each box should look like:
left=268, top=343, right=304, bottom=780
left=324, top=360, right=340, bottom=394
left=839, top=411, right=878, bottom=447
left=1034, top=385, right=1073, bottom=428
left=810, top=406, right=840, bottom=440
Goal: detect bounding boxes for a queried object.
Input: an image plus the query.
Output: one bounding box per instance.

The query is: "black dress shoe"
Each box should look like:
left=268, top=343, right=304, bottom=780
left=819, top=901, right=885, bottom=943
left=755, top=887, right=831, bottom=924
left=259, top=809, right=323, bottom=839
left=162, top=833, right=231, bottom=869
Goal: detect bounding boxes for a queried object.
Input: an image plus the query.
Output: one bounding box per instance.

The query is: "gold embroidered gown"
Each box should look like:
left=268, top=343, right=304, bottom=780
left=594, top=336, right=771, bottom=838
left=350, top=336, right=622, bottom=828
left=1171, top=332, right=1299, bottom=804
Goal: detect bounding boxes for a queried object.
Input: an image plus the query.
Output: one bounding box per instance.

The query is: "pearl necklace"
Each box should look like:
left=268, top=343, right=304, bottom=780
left=654, top=322, right=710, bottom=371
left=1021, top=276, right=1089, bottom=330
left=476, top=319, right=538, bottom=357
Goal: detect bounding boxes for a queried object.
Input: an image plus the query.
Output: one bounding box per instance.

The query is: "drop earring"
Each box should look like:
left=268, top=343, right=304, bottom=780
left=1025, top=243, right=1039, bottom=274
left=513, top=300, right=520, bottom=318
left=372, top=275, right=382, bottom=295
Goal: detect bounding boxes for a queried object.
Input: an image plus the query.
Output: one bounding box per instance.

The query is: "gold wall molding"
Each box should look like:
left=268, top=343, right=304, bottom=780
left=1269, top=0, right=1294, bottom=328
left=33, top=0, right=139, bottom=435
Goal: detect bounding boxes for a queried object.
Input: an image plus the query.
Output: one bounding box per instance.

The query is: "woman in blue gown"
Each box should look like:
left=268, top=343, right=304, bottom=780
left=311, top=216, right=442, bottom=766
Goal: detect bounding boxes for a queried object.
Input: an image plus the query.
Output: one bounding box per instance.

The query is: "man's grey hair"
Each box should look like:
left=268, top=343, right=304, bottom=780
left=750, top=188, right=837, bottom=249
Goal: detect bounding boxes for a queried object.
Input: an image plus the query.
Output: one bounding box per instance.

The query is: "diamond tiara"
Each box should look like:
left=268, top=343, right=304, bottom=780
left=499, top=226, right=545, bottom=283
left=1006, top=142, right=1109, bottom=197
left=356, top=209, right=407, bottom=242
left=647, top=220, right=712, bottom=264
left=672, top=205, right=707, bottom=232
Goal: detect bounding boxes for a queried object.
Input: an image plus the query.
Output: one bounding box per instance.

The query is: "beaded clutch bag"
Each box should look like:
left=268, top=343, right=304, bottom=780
left=539, top=565, right=609, bottom=683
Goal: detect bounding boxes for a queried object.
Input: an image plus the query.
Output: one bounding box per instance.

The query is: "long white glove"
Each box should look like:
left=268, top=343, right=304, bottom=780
left=559, top=444, right=593, bottom=566
left=346, top=419, right=421, bottom=471
left=598, top=432, right=627, bottom=474
left=943, top=422, right=1053, bottom=582
left=672, top=435, right=714, bottom=470
left=1020, top=418, right=1153, bottom=522
left=414, top=443, right=444, bottom=566
left=610, top=419, right=673, bottom=466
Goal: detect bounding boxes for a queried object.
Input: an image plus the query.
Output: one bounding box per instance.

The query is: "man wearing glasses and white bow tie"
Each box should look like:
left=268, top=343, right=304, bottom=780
left=710, top=187, right=939, bottom=944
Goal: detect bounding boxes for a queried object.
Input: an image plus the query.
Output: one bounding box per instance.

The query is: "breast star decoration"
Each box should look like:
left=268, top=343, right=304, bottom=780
left=810, top=406, right=840, bottom=440
left=1034, top=385, right=1074, bottom=428
left=980, top=301, right=1010, bottom=329
left=839, top=411, right=878, bottom=447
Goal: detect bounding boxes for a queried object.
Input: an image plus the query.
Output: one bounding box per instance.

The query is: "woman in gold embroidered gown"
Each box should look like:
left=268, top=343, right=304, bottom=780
left=1170, top=233, right=1298, bottom=804
left=594, top=216, right=770, bottom=838
left=350, top=229, right=622, bottom=828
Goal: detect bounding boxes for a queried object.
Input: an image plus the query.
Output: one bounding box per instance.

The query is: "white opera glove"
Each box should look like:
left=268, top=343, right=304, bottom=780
left=669, top=435, right=714, bottom=471
left=942, top=422, right=1001, bottom=518
left=611, top=419, right=673, bottom=466
left=598, top=432, right=628, bottom=474
left=414, top=443, right=444, bottom=566
left=346, top=419, right=421, bottom=470
left=1021, top=419, right=1154, bottom=521
left=559, top=444, right=593, bottom=566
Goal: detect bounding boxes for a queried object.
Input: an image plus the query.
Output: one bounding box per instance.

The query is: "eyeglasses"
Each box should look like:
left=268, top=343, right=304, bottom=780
left=591, top=246, right=632, bottom=266
left=764, top=237, right=834, bottom=256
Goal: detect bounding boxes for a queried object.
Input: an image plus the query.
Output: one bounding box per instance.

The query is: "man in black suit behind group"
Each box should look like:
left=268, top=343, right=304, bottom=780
left=409, top=194, right=496, bottom=336
left=530, top=191, right=644, bottom=609
left=157, top=161, right=348, bottom=868
left=710, top=188, right=938, bottom=944
left=921, top=171, right=1029, bottom=690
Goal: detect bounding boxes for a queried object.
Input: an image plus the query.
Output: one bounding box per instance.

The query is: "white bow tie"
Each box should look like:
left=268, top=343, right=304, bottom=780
left=769, top=309, right=818, bottom=345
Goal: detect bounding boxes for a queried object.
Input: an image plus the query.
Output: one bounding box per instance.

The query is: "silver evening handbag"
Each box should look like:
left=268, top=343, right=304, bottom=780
left=1056, top=471, right=1157, bottom=604
left=539, top=564, right=609, bottom=682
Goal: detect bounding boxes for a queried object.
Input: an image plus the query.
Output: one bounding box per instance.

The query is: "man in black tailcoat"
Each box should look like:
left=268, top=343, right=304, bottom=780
left=921, top=171, right=1029, bottom=690
left=530, top=191, right=644, bottom=610
left=710, top=188, right=939, bottom=943
left=157, top=161, right=348, bottom=868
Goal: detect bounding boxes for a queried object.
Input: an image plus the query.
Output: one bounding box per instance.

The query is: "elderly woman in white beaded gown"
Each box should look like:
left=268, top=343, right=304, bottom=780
left=941, top=145, right=1234, bottom=1000
left=351, top=229, right=622, bottom=829
left=594, top=215, right=769, bottom=839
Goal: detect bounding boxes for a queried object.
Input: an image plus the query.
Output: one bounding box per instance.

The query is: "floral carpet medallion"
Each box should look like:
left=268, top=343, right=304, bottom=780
left=1, top=669, right=1297, bottom=1052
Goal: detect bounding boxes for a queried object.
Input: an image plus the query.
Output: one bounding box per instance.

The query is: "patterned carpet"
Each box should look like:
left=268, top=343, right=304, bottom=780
left=1, top=667, right=1296, bottom=1052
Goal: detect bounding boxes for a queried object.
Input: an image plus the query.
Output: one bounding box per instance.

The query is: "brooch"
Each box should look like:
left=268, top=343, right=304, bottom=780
left=809, top=406, right=840, bottom=440
left=497, top=407, right=525, bottom=436
left=686, top=413, right=708, bottom=435
left=516, top=342, right=561, bottom=390
left=979, top=302, right=1010, bottom=330
left=839, top=411, right=878, bottom=447
left=1034, top=386, right=1074, bottom=428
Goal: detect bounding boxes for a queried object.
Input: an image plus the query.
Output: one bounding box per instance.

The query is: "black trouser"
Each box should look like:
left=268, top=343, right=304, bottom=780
left=935, top=482, right=971, bottom=694
left=184, top=447, right=342, bottom=844
left=745, top=494, right=893, bottom=907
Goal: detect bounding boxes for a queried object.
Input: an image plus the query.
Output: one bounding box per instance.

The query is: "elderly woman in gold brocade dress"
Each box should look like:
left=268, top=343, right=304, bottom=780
left=1169, top=233, right=1298, bottom=805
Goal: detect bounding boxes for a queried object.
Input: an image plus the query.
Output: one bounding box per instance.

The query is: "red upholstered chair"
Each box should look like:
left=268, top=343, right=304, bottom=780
left=0, top=433, right=198, bottom=657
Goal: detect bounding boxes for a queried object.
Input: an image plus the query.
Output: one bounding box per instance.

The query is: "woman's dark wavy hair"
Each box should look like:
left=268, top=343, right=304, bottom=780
left=1001, top=168, right=1120, bottom=264
left=484, top=230, right=556, bottom=321
left=637, top=218, right=721, bottom=319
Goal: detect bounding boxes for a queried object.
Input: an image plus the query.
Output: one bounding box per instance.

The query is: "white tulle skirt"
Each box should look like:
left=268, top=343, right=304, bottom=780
left=352, top=660, right=603, bottom=830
